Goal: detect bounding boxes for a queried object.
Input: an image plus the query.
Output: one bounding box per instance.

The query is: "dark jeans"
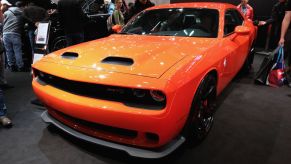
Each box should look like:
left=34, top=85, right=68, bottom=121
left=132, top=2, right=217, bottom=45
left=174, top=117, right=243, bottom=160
left=28, top=29, right=35, bottom=55
left=65, top=32, right=84, bottom=47
left=0, top=88, right=6, bottom=117
left=3, top=33, right=24, bottom=69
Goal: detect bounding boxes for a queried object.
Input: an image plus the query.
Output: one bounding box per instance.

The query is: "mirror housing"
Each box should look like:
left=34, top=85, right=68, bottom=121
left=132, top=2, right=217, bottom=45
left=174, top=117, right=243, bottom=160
left=234, top=26, right=250, bottom=35
left=112, top=25, right=122, bottom=33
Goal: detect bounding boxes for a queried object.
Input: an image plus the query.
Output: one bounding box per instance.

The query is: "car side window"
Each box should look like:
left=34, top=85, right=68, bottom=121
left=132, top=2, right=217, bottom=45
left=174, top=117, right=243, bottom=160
left=224, top=10, right=243, bottom=36
left=233, top=10, right=244, bottom=26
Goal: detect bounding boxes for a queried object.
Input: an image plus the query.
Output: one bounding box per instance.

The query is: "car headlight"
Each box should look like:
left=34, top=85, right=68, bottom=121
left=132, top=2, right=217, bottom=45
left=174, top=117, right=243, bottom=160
left=150, top=90, right=166, bottom=102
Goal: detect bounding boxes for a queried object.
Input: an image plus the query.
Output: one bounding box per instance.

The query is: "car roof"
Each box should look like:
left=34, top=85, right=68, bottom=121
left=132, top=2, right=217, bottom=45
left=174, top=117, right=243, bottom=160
left=147, top=2, right=236, bottom=11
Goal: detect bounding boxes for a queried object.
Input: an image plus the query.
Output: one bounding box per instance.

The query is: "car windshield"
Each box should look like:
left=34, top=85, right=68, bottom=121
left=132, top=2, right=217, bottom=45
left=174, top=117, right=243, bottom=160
left=122, top=8, right=219, bottom=38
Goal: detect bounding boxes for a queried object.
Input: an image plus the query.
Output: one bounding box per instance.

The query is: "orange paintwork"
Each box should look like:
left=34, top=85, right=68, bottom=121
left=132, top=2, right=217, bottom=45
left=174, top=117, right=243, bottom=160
left=32, top=3, right=257, bottom=149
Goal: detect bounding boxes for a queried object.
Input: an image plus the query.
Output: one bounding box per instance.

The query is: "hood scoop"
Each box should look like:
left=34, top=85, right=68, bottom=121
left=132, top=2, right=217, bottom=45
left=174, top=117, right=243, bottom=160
left=101, top=56, right=134, bottom=66
left=61, top=52, right=79, bottom=59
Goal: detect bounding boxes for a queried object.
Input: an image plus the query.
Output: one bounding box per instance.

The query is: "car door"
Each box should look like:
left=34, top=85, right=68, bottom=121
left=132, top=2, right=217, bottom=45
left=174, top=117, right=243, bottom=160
left=223, top=9, right=250, bottom=76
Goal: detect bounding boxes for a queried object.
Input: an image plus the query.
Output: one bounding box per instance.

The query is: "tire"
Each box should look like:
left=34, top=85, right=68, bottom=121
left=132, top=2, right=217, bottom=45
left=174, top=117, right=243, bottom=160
left=182, top=74, right=217, bottom=145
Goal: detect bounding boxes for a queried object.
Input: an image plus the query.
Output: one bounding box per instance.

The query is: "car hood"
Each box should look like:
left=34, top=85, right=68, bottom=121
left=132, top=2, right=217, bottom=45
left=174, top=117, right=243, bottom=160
left=41, top=35, right=217, bottom=78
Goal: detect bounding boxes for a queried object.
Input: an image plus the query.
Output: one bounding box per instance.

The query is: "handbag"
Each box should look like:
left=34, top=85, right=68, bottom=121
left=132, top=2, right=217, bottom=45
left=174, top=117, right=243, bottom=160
left=254, top=46, right=280, bottom=85
left=267, top=47, right=287, bottom=87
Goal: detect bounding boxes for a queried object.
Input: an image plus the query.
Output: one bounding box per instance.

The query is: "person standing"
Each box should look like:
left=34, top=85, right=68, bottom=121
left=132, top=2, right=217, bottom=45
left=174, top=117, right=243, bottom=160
left=23, top=3, right=48, bottom=56
left=0, top=88, right=11, bottom=127
left=58, top=0, right=87, bottom=46
left=279, top=0, right=291, bottom=80
left=0, top=0, right=10, bottom=14
left=237, top=0, right=254, bottom=20
left=258, top=0, right=287, bottom=49
left=0, top=1, right=10, bottom=87
left=103, top=0, right=115, bottom=15
left=107, top=0, right=125, bottom=29
left=2, top=0, right=25, bottom=72
left=129, top=0, right=154, bottom=18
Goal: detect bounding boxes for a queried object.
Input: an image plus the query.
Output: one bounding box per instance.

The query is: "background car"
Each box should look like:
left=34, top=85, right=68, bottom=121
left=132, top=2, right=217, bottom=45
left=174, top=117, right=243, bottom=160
left=32, top=2, right=257, bottom=158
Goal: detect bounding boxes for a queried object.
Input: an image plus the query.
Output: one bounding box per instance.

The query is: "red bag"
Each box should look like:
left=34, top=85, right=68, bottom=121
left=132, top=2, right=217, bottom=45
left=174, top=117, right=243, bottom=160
left=268, top=69, right=285, bottom=87
left=267, top=47, right=287, bottom=87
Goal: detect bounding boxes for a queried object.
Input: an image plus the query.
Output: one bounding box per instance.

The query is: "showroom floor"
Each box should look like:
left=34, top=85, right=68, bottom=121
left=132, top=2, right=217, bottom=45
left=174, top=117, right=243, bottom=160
left=0, top=54, right=291, bottom=164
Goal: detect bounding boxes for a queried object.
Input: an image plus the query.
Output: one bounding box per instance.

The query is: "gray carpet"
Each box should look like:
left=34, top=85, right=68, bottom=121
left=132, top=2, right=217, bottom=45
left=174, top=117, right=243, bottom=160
left=0, top=54, right=290, bottom=164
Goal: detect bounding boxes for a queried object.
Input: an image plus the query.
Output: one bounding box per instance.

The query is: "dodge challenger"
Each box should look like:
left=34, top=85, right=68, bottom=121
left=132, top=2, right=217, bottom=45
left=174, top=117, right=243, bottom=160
left=32, top=2, right=257, bottom=158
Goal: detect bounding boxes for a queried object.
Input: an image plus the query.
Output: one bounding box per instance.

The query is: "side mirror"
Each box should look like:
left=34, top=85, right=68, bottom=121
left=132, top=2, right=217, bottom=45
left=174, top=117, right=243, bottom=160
left=234, top=26, right=250, bottom=35
left=112, top=25, right=122, bottom=33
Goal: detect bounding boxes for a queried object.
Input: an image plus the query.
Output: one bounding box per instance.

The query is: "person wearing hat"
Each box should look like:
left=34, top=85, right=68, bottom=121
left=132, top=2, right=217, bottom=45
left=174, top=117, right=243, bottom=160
left=0, top=0, right=14, bottom=88
left=2, top=0, right=25, bottom=72
left=0, top=0, right=11, bottom=14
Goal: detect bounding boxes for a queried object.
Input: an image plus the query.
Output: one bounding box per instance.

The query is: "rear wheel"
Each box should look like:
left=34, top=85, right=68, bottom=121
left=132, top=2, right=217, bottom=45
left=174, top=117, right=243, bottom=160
left=183, top=74, right=217, bottom=144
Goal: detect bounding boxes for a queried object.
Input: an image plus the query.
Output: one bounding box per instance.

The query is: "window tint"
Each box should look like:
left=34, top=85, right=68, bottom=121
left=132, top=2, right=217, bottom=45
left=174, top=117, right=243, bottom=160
left=224, top=9, right=244, bottom=36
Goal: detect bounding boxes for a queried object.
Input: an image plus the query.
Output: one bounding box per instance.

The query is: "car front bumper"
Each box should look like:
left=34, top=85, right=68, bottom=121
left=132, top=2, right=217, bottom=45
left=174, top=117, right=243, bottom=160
left=41, top=110, right=185, bottom=159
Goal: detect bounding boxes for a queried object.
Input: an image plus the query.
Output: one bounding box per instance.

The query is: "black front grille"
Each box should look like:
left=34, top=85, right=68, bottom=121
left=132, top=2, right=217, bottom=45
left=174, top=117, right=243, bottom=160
left=54, top=110, right=138, bottom=139
left=34, top=69, right=166, bottom=110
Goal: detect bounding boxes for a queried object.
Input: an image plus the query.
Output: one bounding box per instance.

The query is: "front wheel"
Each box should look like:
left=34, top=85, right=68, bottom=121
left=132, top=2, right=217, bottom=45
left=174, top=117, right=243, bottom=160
left=182, top=74, right=217, bottom=144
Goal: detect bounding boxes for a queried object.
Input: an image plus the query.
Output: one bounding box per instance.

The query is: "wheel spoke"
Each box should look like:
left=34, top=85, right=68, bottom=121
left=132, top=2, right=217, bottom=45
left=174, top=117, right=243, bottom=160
left=202, top=85, right=215, bottom=100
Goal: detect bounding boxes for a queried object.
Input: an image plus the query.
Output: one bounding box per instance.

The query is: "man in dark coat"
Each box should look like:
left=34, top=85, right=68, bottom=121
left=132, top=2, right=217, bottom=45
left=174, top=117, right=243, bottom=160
left=259, top=0, right=288, bottom=49
left=58, top=0, right=87, bottom=46
left=129, top=0, right=154, bottom=18
left=279, top=0, right=291, bottom=83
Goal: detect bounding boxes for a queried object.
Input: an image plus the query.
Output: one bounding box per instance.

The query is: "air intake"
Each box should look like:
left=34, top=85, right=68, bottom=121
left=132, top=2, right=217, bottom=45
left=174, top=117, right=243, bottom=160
left=61, top=52, right=79, bottom=59
left=101, top=56, right=134, bottom=66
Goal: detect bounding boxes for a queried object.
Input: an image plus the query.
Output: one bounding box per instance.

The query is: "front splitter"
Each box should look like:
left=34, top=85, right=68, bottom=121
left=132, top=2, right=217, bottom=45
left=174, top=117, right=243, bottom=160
left=41, top=110, right=185, bottom=159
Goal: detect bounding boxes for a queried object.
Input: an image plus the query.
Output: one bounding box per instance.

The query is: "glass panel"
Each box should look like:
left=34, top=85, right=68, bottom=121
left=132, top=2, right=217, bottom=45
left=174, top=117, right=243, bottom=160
left=122, top=8, right=219, bottom=38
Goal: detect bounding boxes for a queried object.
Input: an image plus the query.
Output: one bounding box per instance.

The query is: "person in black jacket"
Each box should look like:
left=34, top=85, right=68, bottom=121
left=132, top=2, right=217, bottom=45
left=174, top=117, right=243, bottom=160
left=129, top=0, right=154, bottom=18
left=279, top=0, right=291, bottom=82
left=58, top=0, right=87, bottom=46
left=259, top=0, right=287, bottom=49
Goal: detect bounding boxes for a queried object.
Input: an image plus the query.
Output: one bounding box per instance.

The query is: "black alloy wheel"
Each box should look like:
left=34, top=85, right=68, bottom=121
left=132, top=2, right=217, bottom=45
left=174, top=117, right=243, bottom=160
left=183, top=74, right=217, bottom=144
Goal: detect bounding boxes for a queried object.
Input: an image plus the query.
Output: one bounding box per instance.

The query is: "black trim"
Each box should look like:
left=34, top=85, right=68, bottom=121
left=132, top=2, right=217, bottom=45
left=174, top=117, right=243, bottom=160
left=34, top=69, right=166, bottom=110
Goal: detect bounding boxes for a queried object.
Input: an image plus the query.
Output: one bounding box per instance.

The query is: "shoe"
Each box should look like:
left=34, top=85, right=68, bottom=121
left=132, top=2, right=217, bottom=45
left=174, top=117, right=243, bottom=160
left=8, top=65, right=18, bottom=72
left=0, top=116, right=12, bottom=128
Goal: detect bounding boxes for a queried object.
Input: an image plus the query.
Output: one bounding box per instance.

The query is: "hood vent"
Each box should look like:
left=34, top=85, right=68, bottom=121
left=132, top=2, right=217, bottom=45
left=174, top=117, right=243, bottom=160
left=61, top=52, right=79, bottom=59
left=101, top=56, right=134, bottom=66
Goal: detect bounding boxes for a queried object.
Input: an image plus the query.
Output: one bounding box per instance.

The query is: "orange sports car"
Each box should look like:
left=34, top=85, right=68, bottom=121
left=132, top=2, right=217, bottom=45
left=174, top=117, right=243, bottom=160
left=32, top=3, right=257, bottom=158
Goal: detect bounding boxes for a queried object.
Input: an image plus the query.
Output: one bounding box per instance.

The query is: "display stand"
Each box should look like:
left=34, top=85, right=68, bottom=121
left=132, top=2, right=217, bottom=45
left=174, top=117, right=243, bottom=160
left=33, top=21, right=51, bottom=64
